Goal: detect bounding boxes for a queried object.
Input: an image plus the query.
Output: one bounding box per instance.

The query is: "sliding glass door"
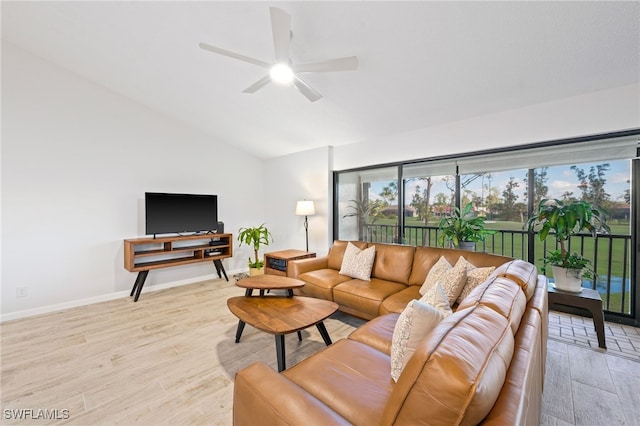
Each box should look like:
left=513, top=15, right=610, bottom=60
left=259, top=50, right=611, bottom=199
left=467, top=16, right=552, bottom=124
left=333, top=131, right=639, bottom=324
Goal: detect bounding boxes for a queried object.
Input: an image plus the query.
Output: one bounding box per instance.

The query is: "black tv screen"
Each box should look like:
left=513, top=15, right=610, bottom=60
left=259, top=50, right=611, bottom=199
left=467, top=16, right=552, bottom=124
left=145, top=192, right=218, bottom=236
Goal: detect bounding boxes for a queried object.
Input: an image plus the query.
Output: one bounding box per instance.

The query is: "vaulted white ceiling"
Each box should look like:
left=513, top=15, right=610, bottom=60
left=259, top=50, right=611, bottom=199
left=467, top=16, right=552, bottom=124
left=2, top=1, right=638, bottom=159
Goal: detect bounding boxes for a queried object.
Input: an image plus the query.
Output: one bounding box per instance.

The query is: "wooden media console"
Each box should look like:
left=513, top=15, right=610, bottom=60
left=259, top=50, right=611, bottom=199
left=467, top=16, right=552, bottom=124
left=124, top=233, right=232, bottom=301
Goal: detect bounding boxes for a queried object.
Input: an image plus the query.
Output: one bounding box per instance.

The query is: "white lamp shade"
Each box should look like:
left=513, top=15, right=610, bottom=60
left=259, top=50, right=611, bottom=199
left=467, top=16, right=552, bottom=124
left=296, top=200, right=316, bottom=216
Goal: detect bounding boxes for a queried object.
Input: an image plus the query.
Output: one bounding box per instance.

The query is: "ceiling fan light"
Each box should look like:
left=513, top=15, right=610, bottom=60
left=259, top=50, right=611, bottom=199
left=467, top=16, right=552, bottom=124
left=270, top=63, right=294, bottom=85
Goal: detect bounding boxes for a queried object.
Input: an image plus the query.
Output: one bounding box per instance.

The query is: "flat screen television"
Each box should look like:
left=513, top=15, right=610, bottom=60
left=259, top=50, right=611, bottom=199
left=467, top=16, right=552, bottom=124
left=145, top=192, right=218, bottom=236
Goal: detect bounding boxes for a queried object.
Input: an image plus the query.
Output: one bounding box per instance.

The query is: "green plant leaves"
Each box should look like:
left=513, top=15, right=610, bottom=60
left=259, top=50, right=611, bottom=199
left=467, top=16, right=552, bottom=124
left=525, top=198, right=610, bottom=278
left=238, top=224, right=273, bottom=266
left=438, top=203, right=496, bottom=247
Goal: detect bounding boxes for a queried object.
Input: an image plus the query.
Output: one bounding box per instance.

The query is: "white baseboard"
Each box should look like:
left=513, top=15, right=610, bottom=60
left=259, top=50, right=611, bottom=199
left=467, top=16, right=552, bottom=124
left=0, top=269, right=244, bottom=323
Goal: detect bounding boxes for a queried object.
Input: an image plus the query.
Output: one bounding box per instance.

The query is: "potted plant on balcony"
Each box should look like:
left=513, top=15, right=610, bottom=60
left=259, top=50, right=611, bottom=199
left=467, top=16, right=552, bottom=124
left=525, top=199, right=610, bottom=292
left=438, top=203, right=496, bottom=251
left=237, top=224, right=273, bottom=275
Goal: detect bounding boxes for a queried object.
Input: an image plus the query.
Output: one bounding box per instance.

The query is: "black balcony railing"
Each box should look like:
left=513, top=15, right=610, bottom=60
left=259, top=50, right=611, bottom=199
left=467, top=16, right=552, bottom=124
left=362, top=223, right=633, bottom=318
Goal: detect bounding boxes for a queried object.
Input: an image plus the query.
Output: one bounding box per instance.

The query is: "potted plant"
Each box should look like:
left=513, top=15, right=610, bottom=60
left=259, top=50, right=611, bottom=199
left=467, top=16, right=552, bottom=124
left=525, top=199, right=610, bottom=292
left=237, top=224, right=273, bottom=275
left=438, top=203, right=496, bottom=251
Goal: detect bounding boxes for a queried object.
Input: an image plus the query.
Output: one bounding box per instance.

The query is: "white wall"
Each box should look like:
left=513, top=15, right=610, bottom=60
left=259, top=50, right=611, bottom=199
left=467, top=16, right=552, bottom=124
left=1, top=42, right=264, bottom=318
left=334, top=84, right=640, bottom=170
left=3, top=39, right=637, bottom=320
left=263, top=146, right=332, bottom=257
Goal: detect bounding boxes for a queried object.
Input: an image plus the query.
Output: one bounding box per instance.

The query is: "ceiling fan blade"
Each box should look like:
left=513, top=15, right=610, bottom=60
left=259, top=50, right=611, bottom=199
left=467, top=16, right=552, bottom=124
left=293, top=76, right=323, bottom=102
left=270, top=7, right=291, bottom=64
left=242, top=75, right=272, bottom=94
left=199, top=42, right=270, bottom=68
left=293, top=56, right=359, bottom=73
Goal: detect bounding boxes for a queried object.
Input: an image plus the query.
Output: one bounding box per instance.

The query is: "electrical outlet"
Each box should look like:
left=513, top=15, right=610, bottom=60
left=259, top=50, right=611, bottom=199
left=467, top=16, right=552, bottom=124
left=16, top=287, right=28, bottom=298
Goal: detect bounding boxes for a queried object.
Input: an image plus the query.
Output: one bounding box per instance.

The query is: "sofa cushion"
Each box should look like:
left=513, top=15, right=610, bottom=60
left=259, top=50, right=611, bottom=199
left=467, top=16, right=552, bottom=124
left=489, top=259, right=538, bottom=301
left=297, top=269, right=352, bottom=300
left=348, top=313, right=399, bottom=355
left=381, top=304, right=515, bottom=426
left=339, top=242, right=376, bottom=281
left=283, top=339, right=393, bottom=426
left=409, top=246, right=444, bottom=286
left=390, top=299, right=446, bottom=382
left=327, top=240, right=368, bottom=270
left=379, top=286, right=422, bottom=316
left=458, top=276, right=527, bottom=335
left=368, top=243, right=415, bottom=284
left=233, top=362, right=351, bottom=426
left=419, top=282, right=453, bottom=316
left=482, top=308, right=543, bottom=426
left=419, top=256, right=467, bottom=305
left=456, top=261, right=496, bottom=304
left=409, top=247, right=511, bottom=286
left=334, top=278, right=407, bottom=319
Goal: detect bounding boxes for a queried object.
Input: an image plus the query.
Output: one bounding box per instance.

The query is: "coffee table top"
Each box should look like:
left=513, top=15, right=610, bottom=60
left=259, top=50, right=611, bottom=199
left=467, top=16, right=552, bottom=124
left=227, top=296, right=338, bottom=335
left=235, top=274, right=305, bottom=290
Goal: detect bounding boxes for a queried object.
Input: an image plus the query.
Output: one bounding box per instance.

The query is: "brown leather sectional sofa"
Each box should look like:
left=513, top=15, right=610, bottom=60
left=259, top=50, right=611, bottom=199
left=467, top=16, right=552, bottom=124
left=233, top=241, right=548, bottom=425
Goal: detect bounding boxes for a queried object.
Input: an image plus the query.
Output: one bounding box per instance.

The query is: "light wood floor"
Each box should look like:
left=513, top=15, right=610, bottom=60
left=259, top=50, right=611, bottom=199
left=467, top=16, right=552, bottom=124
left=1, top=278, right=638, bottom=425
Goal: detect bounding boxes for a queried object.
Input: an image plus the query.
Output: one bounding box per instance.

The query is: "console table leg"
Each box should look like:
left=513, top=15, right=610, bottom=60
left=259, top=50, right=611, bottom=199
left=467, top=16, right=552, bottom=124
left=316, top=322, right=332, bottom=346
left=235, top=320, right=246, bottom=343
left=131, top=271, right=149, bottom=302
left=275, top=334, right=286, bottom=372
left=213, top=259, right=229, bottom=281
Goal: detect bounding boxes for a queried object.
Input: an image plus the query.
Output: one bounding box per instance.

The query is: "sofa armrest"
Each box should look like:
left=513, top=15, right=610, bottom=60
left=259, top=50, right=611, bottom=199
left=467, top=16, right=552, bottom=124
left=287, top=256, right=330, bottom=278
left=233, top=362, right=350, bottom=426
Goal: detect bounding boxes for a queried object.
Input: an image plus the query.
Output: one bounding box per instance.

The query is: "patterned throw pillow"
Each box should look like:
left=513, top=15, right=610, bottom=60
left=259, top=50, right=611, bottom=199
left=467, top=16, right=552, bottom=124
left=457, top=264, right=496, bottom=304
left=419, top=256, right=467, bottom=305
left=390, top=299, right=446, bottom=382
left=339, top=242, right=376, bottom=281
left=419, top=282, right=453, bottom=317
left=418, top=256, right=452, bottom=295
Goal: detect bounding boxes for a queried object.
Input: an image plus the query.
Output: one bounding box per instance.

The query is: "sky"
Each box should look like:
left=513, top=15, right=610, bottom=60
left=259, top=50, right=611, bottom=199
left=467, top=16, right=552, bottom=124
left=369, top=159, right=631, bottom=206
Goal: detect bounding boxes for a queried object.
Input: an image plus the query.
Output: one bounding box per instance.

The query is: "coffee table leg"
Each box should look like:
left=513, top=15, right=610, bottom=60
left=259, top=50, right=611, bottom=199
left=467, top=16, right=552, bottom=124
left=316, top=322, right=332, bottom=346
left=275, top=334, right=286, bottom=372
left=235, top=320, right=246, bottom=343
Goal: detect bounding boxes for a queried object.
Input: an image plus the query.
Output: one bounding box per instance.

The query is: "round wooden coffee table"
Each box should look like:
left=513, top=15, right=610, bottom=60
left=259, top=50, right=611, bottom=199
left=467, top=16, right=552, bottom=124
left=227, top=296, right=338, bottom=372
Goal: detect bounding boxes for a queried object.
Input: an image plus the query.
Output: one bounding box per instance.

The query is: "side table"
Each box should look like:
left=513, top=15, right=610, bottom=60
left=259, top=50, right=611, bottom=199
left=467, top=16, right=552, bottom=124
left=547, top=285, right=607, bottom=349
left=264, top=249, right=316, bottom=276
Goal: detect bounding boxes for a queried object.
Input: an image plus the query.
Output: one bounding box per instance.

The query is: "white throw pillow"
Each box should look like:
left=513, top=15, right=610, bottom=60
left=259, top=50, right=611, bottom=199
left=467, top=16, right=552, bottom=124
left=390, top=299, right=446, bottom=382
left=339, top=242, right=376, bottom=281
left=419, top=282, right=453, bottom=317
left=419, top=256, right=467, bottom=305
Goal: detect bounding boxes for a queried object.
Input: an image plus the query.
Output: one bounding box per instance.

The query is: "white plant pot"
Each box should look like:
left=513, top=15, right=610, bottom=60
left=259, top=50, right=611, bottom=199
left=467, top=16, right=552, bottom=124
left=551, top=265, right=583, bottom=293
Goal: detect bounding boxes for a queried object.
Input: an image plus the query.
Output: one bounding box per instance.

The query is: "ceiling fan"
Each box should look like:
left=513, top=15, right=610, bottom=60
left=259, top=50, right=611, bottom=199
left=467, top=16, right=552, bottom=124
left=199, top=7, right=358, bottom=102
